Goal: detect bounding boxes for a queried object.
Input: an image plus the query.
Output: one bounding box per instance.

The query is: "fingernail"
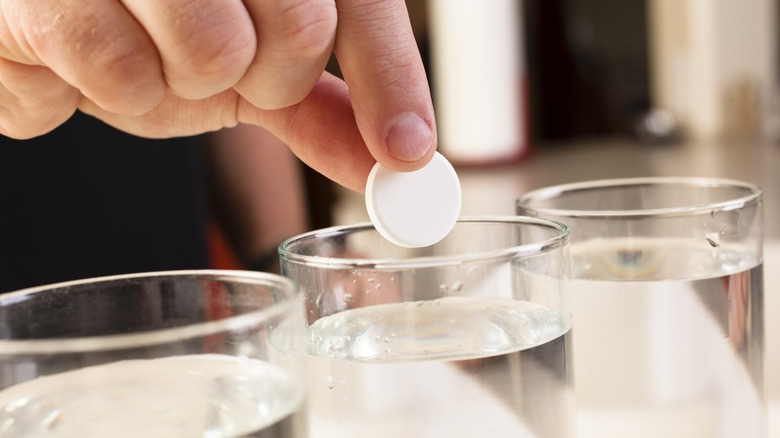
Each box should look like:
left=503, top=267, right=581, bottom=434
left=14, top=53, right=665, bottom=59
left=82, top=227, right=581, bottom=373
left=385, top=113, right=434, bottom=162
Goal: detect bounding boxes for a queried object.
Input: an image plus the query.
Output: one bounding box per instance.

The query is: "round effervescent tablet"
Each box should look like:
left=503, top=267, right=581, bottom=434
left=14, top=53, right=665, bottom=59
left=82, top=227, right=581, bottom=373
left=365, top=152, right=462, bottom=248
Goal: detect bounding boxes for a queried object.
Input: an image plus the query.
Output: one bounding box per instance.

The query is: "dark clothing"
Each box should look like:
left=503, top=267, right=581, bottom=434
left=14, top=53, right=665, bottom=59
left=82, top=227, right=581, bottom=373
left=0, top=111, right=211, bottom=293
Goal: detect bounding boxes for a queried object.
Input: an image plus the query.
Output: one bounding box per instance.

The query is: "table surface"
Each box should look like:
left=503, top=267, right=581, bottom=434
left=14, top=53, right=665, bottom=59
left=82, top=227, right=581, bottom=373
left=331, top=136, right=780, bottom=435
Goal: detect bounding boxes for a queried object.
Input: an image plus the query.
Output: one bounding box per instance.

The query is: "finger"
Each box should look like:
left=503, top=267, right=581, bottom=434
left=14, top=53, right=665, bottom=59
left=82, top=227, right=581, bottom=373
left=234, top=0, right=337, bottom=109
left=0, top=0, right=166, bottom=115
left=333, top=0, right=436, bottom=171
left=120, top=0, right=257, bottom=100
left=0, top=60, right=80, bottom=139
left=246, top=74, right=376, bottom=192
left=79, top=73, right=375, bottom=192
left=77, top=88, right=240, bottom=139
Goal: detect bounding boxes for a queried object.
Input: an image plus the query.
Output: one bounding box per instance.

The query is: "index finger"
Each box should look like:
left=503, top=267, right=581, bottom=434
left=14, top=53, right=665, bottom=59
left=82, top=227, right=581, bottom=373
left=333, top=0, right=436, bottom=171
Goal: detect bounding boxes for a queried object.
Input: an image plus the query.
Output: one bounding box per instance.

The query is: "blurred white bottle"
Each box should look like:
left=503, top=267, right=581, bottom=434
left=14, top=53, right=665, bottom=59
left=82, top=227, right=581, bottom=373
left=428, top=0, right=528, bottom=165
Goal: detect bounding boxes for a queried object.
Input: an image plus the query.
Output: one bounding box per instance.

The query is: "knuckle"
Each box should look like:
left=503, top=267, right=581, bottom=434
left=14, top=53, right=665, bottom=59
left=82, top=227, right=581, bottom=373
left=275, top=1, right=337, bottom=62
left=339, top=0, right=402, bottom=34
left=84, top=46, right=164, bottom=113
left=0, top=102, right=75, bottom=139
left=0, top=64, right=79, bottom=138
left=98, top=45, right=159, bottom=89
left=365, top=44, right=419, bottom=92
left=178, top=22, right=256, bottom=84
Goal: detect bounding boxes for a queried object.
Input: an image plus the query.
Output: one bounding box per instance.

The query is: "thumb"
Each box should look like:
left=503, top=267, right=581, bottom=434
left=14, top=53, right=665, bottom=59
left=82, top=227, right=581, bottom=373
left=332, top=0, right=437, bottom=172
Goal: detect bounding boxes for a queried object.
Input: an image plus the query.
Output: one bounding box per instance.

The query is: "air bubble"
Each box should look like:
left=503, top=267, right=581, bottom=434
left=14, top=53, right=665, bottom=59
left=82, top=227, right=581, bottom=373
left=330, top=336, right=349, bottom=352
left=238, top=341, right=256, bottom=356
left=451, top=281, right=463, bottom=292
left=326, top=375, right=335, bottom=389
left=705, top=232, right=720, bottom=247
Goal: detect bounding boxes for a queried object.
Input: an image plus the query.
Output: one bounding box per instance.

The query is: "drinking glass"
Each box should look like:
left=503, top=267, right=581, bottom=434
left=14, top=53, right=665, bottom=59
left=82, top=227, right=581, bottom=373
left=517, top=177, right=764, bottom=438
left=0, top=270, right=308, bottom=438
left=280, top=216, right=573, bottom=438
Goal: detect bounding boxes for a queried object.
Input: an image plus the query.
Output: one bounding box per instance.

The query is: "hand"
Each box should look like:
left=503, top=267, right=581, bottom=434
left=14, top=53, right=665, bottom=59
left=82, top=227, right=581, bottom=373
left=0, top=0, right=436, bottom=192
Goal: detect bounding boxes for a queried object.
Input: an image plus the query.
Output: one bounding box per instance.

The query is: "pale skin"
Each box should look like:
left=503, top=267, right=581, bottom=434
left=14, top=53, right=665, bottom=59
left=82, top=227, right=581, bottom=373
left=0, top=0, right=437, bottom=192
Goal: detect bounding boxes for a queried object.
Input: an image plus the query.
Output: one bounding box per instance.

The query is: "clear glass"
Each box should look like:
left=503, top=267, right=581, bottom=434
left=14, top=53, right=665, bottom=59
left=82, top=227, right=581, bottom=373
left=0, top=270, right=308, bottom=438
left=517, top=177, right=764, bottom=438
left=280, top=216, right=573, bottom=438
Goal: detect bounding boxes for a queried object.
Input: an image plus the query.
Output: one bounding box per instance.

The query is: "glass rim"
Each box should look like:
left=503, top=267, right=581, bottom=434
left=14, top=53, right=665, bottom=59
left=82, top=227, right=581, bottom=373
left=278, top=215, right=570, bottom=270
left=0, top=269, right=301, bottom=355
left=516, top=176, right=763, bottom=218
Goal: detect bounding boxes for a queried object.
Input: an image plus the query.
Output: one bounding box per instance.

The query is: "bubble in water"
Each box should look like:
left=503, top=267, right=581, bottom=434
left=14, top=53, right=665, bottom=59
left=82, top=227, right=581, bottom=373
left=706, top=232, right=720, bottom=247
left=367, top=278, right=375, bottom=283
left=329, top=336, right=350, bottom=352
left=617, top=249, right=643, bottom=266
left=438, top=283, right=449, bottom=294
left=344, top=293, right=353, bottom=303
left=42, top=409, right=60, bottom=428
left=238, top=341, right=257, bottom=357
left=451, top=281, right=463, bottom=292
left=326, top=375, right=335, bottom=389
